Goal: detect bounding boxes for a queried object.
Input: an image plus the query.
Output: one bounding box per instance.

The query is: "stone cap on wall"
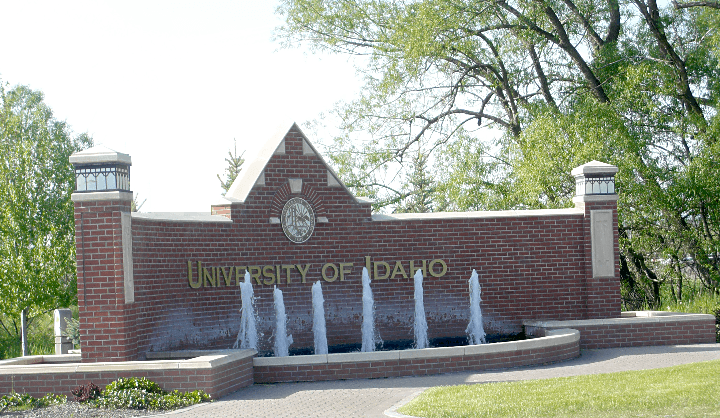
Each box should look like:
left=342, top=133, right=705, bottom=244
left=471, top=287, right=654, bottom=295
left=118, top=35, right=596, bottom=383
left=372, top=207, right=584, bottom=221
left=69, top=145, right=132, bottom=165
left=131, top=212, right=233, bottom=223
left=571, top=160, right=618, bottom=177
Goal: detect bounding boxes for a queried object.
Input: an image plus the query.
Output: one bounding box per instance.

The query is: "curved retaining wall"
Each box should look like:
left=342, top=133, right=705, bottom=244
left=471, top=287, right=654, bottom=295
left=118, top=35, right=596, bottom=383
left=524, top=312, right=716, bottom=349
left=253, top=329, right=580, bottom=383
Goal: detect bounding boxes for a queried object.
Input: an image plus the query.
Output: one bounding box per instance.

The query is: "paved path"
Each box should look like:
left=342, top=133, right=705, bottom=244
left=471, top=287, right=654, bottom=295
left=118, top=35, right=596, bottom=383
left=158, top=344, right=720, bottom=418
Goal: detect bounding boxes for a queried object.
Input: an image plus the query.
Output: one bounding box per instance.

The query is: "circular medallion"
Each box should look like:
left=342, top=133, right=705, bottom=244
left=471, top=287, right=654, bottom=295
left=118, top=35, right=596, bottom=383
left=281, top=197, right=315, bottom=243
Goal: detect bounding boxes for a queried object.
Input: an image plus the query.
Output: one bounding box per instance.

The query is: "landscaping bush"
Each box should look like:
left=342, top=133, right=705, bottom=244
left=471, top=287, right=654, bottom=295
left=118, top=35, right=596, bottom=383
left=63, top=317, right=81, bottom=348
left=0, top=392, right=66, bottom=412
left=78, top=377, right=212, bottom=411
left=71, top=382, right=101, bottom=402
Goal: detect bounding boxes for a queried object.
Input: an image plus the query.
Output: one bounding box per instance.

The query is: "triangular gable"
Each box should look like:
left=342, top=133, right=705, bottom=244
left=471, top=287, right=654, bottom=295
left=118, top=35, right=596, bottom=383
left=224, top=122, right=369, bottom=204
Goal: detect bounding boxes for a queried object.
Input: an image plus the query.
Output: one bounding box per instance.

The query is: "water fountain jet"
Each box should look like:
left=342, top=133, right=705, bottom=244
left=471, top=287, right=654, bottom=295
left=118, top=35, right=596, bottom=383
left=273, top=286, right=293, bottom=357
left=311, top=281, right=328, bottom=355
left=233, top=271, right=257, bottom=350
left=413, top=269, right=429, bottom=349
left=361, top=267, right=379, bottom=352
left=466, top=269, right=486, bottom=345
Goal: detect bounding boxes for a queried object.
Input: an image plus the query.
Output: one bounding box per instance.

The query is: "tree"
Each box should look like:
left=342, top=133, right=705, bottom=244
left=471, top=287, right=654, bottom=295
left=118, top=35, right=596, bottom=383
left=0, top=81, right=92, bottom=354
left=217, top=139, right=245, bottom=194
left=279, top=0, right=720, bottom=307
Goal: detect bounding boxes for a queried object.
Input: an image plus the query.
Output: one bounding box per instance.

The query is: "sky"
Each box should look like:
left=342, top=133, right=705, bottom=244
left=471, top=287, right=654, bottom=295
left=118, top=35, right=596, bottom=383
left=0, top=1, right=360, bottom=212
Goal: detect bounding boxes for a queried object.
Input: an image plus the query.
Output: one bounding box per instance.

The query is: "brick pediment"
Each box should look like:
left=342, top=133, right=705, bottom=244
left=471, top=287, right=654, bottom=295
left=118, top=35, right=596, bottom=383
left=224, top=122, right=360, bottom=208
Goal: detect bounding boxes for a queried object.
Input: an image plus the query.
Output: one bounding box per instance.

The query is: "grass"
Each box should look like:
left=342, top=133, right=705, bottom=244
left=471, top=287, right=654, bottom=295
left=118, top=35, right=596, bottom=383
left=660, top=290, right=720, bottom=342
left=662, top=291, right=720, bottom=315
left=398, top=360, right=720, bottom=418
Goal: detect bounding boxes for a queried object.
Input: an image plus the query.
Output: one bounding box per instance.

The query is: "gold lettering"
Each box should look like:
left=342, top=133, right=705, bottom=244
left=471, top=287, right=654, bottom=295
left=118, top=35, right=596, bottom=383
left=391, top=261, right=408, bottom=279
left=249, top=266, right=262, bottom=285
left=322, top=263, right=338, bottom=282
left=410, top=260, right=427, bottom=278
left=282, top=265, right=294, bottom=284
left=374, top=261, right=390, bottom=280
left=203, top=267, right=215, bottom=287
left=276, top=265, right=284, bottom=284
left=188, top=261, right=201, bottom=289
left=263, top=265, right=276, bottom=285
left=429, top=259, right=448, bottom=277
left=236, top=266, right=247, bottom=285
left=220, top=266, right=233, bottom=286
left=365, top=256, right=372, bottom=279
left=339, top=262, right=353, bottom=281
left=296, top=264, right=310, bottom=283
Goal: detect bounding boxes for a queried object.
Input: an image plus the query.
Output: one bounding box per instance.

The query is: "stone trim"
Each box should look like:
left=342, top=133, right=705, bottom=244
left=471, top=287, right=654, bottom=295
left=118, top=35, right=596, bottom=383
left=131, top=212, right=233, bottom=223
left=372, top=207, right=584, bottom=221
left=572, top=194, right=619, bottom=203
left=121, top=213, right=134, bottom=304
left=71, top=191, right=133, bottom=202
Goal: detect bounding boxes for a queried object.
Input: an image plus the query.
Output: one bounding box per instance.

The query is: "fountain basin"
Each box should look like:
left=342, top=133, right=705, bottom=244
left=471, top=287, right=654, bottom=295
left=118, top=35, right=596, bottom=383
left=1, top=312, right=713, bottom=397
left=252, top=328, right=579, bottom=383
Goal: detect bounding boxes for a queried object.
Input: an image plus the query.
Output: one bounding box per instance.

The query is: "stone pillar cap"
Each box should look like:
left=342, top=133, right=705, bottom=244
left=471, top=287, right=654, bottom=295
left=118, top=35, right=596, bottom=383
left=70, top=145, right=132, bottom=166
left=571, top=160, right=618, bottom=177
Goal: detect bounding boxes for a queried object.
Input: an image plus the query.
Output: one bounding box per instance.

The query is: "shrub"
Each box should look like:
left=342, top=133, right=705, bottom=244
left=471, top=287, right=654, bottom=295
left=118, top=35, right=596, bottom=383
left=88, top=377, right=212, bottom=411
left=63, top=317, right=81, bottom=348
left=0, top=392, right=66, bottom=412
left=72, top=382, right=101, bottom=402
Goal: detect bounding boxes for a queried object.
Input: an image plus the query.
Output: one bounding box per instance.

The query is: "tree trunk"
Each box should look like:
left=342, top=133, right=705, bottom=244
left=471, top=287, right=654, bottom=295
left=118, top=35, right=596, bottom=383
left=21, top=308, right=29, bottom=356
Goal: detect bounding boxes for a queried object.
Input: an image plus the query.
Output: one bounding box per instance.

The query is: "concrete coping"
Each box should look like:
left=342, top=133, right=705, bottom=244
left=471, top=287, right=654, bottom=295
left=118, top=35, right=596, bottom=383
left=523, top=311, right=715, bottom=328
left=69, top=145, right=132, bottom=165
left=71, top=191, right=133, bottom=202
left=252, top=329, right=579, bottom=367
left=372, top=207, right=584, bottom=222
left=0, top=350, right=256, bottom=375
left=131, top=212, right=233, bottom=223
left=0, top=354, right=81, bottom=367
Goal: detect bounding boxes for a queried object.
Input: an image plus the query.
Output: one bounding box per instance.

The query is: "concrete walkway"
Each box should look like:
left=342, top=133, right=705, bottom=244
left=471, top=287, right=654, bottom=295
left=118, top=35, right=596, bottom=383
left=158, top=343, right=720, bottom=418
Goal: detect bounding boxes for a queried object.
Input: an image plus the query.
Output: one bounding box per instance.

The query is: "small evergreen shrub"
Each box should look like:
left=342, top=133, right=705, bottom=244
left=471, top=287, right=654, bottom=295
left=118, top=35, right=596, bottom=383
left=63, top=317, right=81, bottom=348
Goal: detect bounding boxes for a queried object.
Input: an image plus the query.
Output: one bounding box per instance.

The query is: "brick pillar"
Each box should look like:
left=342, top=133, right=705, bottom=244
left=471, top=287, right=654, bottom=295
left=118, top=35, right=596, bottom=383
left=572, top=161, right=621, bottom=319
left=71, top=146, right=137, bottom=362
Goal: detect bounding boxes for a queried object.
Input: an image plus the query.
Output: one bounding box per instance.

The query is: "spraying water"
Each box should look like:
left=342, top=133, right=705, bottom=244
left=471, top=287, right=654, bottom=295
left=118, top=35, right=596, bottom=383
left=311, top=281, right=328, bottom=355
left=466, top=269, right=486, bottom=345
left=233, top=271, right=257, bottom=350
left=273, top=286, right=293, bottom=357
left=413, top=269, right=429, bottom=349
left=361, top=267, right=378, bottom=352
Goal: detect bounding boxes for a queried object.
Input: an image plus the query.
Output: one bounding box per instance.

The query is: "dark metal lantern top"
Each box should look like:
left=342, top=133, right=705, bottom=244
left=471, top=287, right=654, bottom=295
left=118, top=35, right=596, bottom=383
left=571, top=160, right=618, bottom=197
left=69, top=146, right=132, bottom=193
left=74, top=163, right=131, bottom=193
left=575, top=175, right=615, bottom=195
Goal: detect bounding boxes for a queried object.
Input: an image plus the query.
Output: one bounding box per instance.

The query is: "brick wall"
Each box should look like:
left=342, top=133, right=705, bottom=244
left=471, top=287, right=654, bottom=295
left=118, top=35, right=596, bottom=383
left=525, top=313, right=716, bottom=349
left=74, top=197, right=138, bottom=362
left=74, top=126, right=621, bottom=361
left=253, top=336, right=580, bottom=383
left=0, top=353, right=254, bottom=399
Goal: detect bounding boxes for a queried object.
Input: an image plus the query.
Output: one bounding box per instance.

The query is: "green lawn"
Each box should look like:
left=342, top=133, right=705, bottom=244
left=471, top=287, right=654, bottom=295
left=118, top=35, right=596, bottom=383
left=398, top=360, right=720, bottom=418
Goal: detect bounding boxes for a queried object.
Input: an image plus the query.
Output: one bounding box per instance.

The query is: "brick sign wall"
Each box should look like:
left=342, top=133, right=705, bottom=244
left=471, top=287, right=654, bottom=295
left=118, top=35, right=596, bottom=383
left=72, top=125, right=620, bottom=362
